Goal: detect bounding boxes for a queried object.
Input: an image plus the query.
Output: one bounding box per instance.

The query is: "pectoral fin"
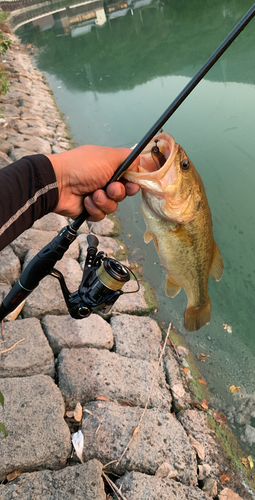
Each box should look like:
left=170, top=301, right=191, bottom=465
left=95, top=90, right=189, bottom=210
left=144, top=230, right=160, bottom=253
left=144, top=229, right=153, bottom=243
left=210, top=241, right=224, bottom=281
left=165, top=276, right=182, bottom=298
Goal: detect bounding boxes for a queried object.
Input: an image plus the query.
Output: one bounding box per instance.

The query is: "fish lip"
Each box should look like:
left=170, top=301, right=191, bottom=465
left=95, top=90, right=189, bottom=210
left=123, top=133, right=178, bottom=182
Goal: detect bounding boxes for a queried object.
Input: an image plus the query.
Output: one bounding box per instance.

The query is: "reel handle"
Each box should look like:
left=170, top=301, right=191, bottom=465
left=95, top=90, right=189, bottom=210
left=85, top=234, right=99, bottom=268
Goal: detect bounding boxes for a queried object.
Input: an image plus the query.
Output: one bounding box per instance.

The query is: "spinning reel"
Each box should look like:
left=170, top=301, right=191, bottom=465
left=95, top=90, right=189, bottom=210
left=51, top=234, right=139, bottom=319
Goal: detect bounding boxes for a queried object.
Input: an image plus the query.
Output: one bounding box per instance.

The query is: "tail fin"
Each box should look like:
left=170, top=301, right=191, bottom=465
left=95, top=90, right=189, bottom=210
left=184, top=297, right=211, bottom=332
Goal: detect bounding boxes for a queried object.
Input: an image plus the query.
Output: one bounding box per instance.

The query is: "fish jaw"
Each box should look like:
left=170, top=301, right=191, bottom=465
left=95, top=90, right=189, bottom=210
left=123, top=133, right=180, bottom=218
left=123, top=132, right=201, bottom=224
left=123, top=133, right=179, bottom=190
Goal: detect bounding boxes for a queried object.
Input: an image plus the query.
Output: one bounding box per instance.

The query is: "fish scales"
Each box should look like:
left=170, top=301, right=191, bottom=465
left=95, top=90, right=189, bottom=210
left=123, top=132, right=224, bottom=332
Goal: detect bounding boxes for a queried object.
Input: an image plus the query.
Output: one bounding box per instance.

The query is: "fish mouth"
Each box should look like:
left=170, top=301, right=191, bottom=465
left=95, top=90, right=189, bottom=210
left=123, top=132, right=178, bottom=182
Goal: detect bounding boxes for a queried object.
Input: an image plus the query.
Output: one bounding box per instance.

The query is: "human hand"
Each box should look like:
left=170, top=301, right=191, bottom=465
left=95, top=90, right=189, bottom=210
left=47, top=145, right=140, bottom=221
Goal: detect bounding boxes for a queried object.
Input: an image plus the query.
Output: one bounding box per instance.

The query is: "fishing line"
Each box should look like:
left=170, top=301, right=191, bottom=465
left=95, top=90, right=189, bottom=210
left=71, top=3, right=255, bottom=231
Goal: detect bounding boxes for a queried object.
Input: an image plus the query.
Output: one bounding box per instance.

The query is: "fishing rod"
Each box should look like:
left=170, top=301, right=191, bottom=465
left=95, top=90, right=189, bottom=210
left=0, top=4, right=254, bottom=321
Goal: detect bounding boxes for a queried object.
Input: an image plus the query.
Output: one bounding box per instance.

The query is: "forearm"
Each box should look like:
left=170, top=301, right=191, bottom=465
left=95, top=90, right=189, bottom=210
left=0, top=154, right=58, bottom=251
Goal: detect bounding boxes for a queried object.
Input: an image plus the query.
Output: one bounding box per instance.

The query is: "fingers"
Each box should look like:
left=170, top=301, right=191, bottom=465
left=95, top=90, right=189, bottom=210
left=105, top=181, right=126, bottom=202
left=84, top=197, right=105, bottom=222
left=121, top=181, right=140, bottom=196
left=93, top=189, right=119, bottom=213
left=84, top=179, right=140, bottom=222
left=106, top=180, right=140, bottom=199
left=84, top=192, right=118, bottom=222
left=56, top=180, right=140, bottom=221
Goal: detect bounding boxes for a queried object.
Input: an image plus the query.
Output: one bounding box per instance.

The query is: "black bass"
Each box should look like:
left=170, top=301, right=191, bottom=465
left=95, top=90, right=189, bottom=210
left=123, top=132, right=224, bottom=331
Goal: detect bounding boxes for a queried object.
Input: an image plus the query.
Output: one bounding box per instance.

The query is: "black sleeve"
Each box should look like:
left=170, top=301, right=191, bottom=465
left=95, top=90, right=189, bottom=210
left=0, top=154, right=59, bottom=251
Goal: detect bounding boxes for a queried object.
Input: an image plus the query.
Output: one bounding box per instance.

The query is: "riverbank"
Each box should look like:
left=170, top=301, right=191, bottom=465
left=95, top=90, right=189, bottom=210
left=0, top=32, right=73, bottom=167
left=0, top=27, right=253, bottom=500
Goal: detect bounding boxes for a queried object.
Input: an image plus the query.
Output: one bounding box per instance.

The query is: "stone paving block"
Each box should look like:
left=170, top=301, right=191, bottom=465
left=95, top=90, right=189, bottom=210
left=11, top=228, right=79, bottom=261
left=178, top=409, right=221, bottom=479
left=110, top=281, right=154, bottom=316
left=0, top=104, right=19, bottom=118
left=81, top=401, right=197, bottom=484
left=42, top=313, right=113, bottom=354
left=76, top=220, right=89, bottom=233
left=0, top=283, right=11, bottom=302
left=116, top=471, right=211, bottom=499
left=10, top=228, right=58, bottom=260
left=0, top=283, right=23, bottom=321
left=0, top=245, right=21, bottom=285
left=219, top=488, right=245, bottom=500
left=21, top=273, right=67, bottom=318
left=58, top=141, right=70, bottom=150
left=58, top=347, right=171, bottom=409
left=0, top=318, right=55, bottom=378
left=0, top=459, right=106, bottom=500
left=8, top=134, right=52, bottom=155
left=53, top=254, right=83, bottom=294
left=78, top=217, right=118, bottom=236
left=22, top=253, right=82, bottom=318
left=0, top=139, right=12, bottom=154
left=0, top=151, right=12, bottom=169
left=33, top=213, right=68, bottom=231
left=110, top=314, right=162, bottom=361
left=78, top=234, right=124, bottom=261
left=52, top=145, right=66, bottom=154
left=91, top=218, right=115, bottom=235
left=56, top=123, right=67, bottom=137
left=16, top=120, right=29, bottom=134
left=20, top=124, right=53, bottom=139
left=9, top=147, right=39, bottom=162
left=0, top=375, right=71, bottom=480
left=164, top=350, right=191, bottom=409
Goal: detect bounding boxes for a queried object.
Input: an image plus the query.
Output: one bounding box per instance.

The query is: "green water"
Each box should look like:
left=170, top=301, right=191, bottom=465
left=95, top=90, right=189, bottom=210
left=16, top=0, right=255, bottom=453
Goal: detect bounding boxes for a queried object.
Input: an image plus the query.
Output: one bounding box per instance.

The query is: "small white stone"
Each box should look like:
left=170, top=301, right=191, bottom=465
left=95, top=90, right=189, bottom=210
left=72, top=430, right=84, bottom=463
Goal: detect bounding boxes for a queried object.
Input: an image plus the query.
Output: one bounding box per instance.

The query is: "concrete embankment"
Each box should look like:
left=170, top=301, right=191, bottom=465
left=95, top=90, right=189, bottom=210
left=0, top=30, right=252, bottom=500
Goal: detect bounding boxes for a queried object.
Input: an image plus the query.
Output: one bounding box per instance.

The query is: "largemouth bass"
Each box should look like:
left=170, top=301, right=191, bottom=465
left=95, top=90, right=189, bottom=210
left=123, top=132, right=224, bottom=331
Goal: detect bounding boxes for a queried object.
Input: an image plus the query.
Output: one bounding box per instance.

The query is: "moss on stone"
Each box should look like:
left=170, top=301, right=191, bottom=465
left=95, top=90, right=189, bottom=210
left=167, top=328, right=209, bottom=402
left=107, top=214, right=122, bottom=236
left=143, top=281, right=157, bottom=313
left=113, top=236, right=130, bottom=262
left=207, top=413, right=255, bottom=493
left=169, top=327, right=255, bottom=494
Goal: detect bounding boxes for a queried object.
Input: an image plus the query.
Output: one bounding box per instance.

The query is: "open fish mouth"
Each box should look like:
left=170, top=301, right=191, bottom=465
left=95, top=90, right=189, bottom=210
left=124, top=133, right=178, bottom=181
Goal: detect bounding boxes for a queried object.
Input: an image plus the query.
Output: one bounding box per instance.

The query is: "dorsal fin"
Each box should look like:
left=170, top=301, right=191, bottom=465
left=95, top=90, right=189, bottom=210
left=210, top=241, right=224, bottom=281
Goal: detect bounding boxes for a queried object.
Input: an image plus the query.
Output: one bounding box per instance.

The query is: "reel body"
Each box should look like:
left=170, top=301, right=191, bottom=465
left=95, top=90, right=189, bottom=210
left=61, top=243, right=133, bottom=318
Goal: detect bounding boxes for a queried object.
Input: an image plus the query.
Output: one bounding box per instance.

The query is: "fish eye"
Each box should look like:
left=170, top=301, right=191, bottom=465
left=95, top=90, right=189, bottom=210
left=180, top=158, right=190, bottom=171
